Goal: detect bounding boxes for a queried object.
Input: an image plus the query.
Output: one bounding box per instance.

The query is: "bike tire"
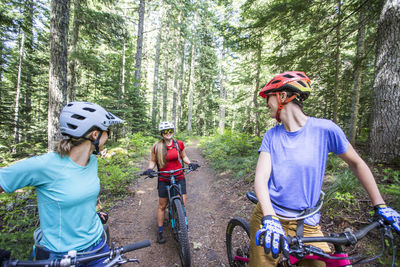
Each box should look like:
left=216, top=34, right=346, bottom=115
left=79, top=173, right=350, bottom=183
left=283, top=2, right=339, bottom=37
left=226, top=217, right=250, bottom=267
left=172, top=198, right=191, bottom=267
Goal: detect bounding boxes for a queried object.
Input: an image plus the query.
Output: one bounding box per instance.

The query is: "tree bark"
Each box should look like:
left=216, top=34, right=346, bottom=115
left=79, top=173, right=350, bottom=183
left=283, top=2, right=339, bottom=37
left=152, top=18, right=162, bottom=128
left=162, top=17, right=170, bottom=121
left=13, top=31, right=24, bottom=150
left=67, top=0, right=82, bottom=102
left=253, top=39, right=262, bottom=137
left=172, top=41, right=179, bottom=129
left=48, top=0, right=69, bottom=151
left=332, top=0, right=341, bottom=123
left=187, top=35, right=196, bottom=133
left=177, top=36, right=185, bottom=130
left=348, top=4, right=366, bottom=145
left=134, top=0, right=145, bottom=89
left=218, top=46, right=226, bottom=134
left=370, top=0, right=400, bottom=163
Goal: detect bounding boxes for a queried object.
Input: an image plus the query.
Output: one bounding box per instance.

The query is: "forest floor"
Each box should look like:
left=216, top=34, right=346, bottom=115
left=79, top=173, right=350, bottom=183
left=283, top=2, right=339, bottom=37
left=108, top=139, right=254, bottom=267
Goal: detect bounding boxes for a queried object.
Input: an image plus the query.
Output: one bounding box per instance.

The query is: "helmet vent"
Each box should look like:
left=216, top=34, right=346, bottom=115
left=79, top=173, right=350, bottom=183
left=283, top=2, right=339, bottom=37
left=297, top=73, right=306, bottom=78
left=271, top=80, right=281, bottom=84
left=71, top=114, right=86, bottom=120
left=83, top=107, right=96, bottom=112
left=283, top=74, right=295, bottom=78
left=106, top=113, right=115, bottom=120
left=307, top=82, right=311, bottom=87
left=67, top=123, right=78, bottom=129
left=297, top=81, right=306, bottom=87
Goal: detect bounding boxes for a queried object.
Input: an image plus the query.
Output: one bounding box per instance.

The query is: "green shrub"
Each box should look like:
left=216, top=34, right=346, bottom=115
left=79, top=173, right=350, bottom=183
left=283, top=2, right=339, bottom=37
left=199, top=130, right=261, bottom=179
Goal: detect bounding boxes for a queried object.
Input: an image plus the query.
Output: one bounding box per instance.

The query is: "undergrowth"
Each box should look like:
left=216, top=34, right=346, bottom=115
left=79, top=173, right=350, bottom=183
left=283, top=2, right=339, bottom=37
left=199, top=130, right=261, bottom=180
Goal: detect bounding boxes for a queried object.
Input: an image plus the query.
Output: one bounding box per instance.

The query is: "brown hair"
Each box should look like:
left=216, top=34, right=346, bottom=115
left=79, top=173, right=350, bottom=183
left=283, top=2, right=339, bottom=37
left=286, top=91, right=304, bottom=109
left=154, top=139, right=168, bottom=169
left=54, top=127, right=98, bottom=157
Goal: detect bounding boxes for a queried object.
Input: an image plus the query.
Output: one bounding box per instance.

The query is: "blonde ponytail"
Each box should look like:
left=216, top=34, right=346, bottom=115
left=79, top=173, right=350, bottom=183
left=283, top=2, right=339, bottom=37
left=155, top=139, right=167, bottom=169
left=54, top=127, right=97, bottom=157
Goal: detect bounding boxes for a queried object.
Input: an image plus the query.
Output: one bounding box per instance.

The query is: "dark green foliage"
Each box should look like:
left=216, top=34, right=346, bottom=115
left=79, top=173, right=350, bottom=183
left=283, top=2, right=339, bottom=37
left=199, top=130, right=261, bottom=179
left=0, top=188, right=38, bottom=259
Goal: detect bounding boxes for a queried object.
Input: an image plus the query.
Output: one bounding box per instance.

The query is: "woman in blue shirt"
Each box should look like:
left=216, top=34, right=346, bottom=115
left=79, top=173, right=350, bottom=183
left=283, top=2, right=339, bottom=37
left=0, top=101, right=124, bottom=266
left=250, top=71, right=400, bottom=266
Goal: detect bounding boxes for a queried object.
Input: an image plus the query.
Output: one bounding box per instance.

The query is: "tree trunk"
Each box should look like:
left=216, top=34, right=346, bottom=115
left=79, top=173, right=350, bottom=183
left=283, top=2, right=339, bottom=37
left=218, top=46, right=226, bottom=134
left=24, top=0, right=34, bottom=142
left=348, top=4, right=366, bottom=145
left=172, top=42, right=179, bottom=129
left=162, top=18, right=170, bottom=121
left=13, top=31, right=25, bottom=151
left=253, top=39, right=262, bottom=137
left=48, top=0, right=69, bottom=151
left=134, top=0, right=145, bottom=89
left=152, top=19, right=162, bottom=128
left=187, top=35, right=196, bottom=133
left=177, top=36, right=185, bottom=130
left=332, top=0, right=341, bottom=123
left=369, top=0, right=400, bottom=163
left=67, top=0, right=82, bottom=102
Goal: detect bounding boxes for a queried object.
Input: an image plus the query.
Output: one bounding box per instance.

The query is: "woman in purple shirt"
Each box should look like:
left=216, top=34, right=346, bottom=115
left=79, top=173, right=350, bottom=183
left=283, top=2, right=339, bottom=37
left=249, top=71, right=400, bottom=266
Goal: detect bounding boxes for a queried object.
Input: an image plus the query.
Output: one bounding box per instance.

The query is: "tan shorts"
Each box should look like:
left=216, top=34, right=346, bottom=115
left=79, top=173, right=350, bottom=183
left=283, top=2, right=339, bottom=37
left=249, top=202, right=330, bottom=267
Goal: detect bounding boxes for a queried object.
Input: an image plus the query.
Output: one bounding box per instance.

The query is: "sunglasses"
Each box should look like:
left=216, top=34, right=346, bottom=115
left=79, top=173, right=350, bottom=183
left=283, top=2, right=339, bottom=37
left=161, top=129, right=174, bottom=135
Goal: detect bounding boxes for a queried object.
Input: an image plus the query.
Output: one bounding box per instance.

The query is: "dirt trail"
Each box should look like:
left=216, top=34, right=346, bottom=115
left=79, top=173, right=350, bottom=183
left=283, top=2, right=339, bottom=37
left=108, top=140, right=253, bottom=267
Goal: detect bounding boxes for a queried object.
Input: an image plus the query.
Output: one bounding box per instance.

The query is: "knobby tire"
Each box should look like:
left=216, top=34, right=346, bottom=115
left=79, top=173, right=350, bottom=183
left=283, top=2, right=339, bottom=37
left=172, top=198, right=191, bottom=267
left=226, top=217, right=250, bottom=267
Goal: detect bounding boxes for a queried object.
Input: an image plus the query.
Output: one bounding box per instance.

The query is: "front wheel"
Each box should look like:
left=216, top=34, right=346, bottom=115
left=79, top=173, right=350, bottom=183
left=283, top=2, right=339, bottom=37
left=226, top=217, right=250, bottom=267
left=172, top=198, right=191, bottom=267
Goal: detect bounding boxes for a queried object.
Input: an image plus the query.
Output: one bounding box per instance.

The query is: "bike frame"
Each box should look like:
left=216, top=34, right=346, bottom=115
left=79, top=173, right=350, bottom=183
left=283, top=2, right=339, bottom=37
left=162, top=169, right=188, bottom=233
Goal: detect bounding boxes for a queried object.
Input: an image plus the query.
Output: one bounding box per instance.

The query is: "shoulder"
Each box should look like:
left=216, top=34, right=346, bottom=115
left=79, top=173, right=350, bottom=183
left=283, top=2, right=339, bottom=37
left=263, top=124, right=284, bottom=138
left=308, top=117, right=344, bottom=132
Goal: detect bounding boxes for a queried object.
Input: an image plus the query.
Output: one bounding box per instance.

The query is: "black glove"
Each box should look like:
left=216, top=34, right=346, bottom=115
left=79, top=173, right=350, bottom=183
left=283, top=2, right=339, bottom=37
left=188, top=163, right=200, bottom=171
left=97, top=212, right=109, bottom=224
left=0, top=249, right=11, bottom=262
left=143, top=168, right=155, bottom=176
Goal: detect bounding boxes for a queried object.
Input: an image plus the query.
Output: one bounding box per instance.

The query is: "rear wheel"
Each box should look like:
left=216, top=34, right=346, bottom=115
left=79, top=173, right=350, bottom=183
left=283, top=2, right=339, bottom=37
left=226, top=217, right=250, bottom=267
left=172, top=198, right=191, bottom=266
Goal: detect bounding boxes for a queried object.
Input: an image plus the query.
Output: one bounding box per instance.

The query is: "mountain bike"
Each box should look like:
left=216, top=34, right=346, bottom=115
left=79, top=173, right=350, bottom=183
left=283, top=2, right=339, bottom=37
left=142, top=166, right=198, bottom=267
left=1, top=240, right=151, bottom=267
left=226, top=191, right=397, bottom=267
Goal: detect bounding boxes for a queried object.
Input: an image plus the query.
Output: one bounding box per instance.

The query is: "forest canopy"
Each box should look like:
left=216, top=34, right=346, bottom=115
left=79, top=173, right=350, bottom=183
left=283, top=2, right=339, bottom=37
left=0, top=0, right=399, bottom=164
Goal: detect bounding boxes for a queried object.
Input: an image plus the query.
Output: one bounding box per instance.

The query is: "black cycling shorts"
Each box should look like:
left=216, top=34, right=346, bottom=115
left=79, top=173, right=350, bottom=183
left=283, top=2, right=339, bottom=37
left=157, top=178, right=186, bottom=198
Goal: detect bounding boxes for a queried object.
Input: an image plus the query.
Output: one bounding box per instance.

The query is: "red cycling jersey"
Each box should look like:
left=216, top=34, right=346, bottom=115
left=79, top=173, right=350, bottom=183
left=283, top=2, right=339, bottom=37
left=153, top=140, right=185, bottom=182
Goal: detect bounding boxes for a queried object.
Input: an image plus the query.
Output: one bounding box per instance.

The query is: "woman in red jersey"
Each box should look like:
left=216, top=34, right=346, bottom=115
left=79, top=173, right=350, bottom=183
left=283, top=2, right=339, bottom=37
left=143, top=121, right=199, bottom=244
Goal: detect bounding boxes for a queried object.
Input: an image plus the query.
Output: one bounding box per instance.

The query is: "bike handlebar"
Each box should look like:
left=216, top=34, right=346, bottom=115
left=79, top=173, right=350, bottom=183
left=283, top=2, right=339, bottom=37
left=2, top=240, right=151, bottom=267
left=141, top=167, right=196, bottom=178
left=121, top=240, right=151, bottom=253
left=287, top=220, right=383, bottom=246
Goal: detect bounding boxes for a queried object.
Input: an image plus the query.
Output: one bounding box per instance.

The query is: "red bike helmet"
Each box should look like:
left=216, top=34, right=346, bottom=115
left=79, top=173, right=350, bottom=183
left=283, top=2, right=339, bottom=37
left=259, top=71, right=312, bottom=122
left=259, top=71, right=312, bottom=100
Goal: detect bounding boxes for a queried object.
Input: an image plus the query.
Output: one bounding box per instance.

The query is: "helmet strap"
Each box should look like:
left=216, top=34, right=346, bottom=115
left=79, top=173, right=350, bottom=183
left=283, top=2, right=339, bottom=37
left=90, top=130, right=103, bottom=155
left=273, top=92, right=299, bottom=122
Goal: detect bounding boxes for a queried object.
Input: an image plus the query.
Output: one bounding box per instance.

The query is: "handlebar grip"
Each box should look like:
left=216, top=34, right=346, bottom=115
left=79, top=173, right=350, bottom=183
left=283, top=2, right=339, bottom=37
left=122, top=240, right=151, bottom=253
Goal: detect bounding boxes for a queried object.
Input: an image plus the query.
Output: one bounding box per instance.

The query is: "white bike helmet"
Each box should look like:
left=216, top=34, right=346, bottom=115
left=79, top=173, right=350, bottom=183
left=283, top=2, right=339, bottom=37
left=158, top=121, right=175, bottom=132
left=60, top=101, right=124, bottom=138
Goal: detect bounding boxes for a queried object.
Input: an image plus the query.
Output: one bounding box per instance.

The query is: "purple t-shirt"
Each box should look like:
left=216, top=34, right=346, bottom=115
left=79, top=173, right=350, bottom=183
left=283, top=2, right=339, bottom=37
left=258, top=117, right=348, bottom=225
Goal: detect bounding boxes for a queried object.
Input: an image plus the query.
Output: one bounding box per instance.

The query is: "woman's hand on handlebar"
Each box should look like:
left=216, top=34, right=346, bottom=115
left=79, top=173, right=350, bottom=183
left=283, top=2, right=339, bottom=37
left=375, top=204, right=400, bottom=233
left=188, top=163, right=200, bottom=171
left=142, top=169, right=156, bottom=177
